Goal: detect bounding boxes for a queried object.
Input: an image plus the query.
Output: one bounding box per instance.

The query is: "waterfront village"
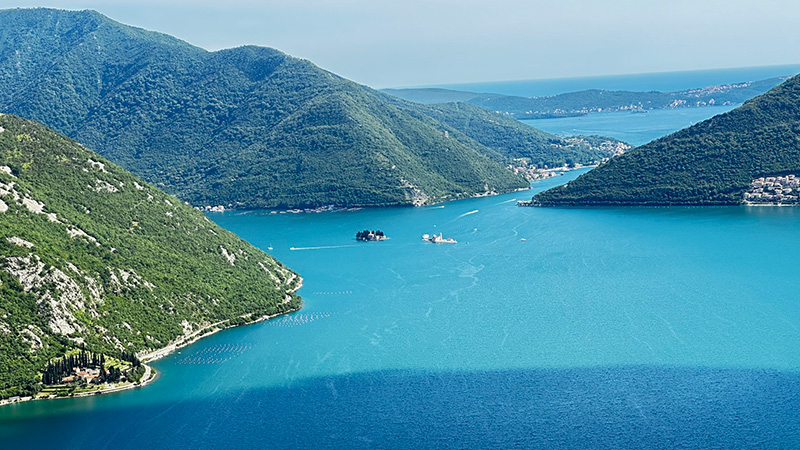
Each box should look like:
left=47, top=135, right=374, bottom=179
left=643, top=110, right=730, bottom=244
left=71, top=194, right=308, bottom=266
left=508, top=140, right=628, bottom=182
left=743, top=175, right=800, bottom=204
left=508, top=159, right=571, bottom=181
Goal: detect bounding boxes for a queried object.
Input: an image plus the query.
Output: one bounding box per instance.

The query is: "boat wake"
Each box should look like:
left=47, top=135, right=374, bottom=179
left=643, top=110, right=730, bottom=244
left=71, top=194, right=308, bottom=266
left=457, top=209, right=479, bottom=218
left=289, top=245, right=358, bottom=251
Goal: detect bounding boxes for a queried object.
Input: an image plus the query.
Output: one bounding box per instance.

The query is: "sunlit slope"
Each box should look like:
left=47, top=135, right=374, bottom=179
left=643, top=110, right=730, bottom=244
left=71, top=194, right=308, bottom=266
left=0, top=8, right=539, bottom=208
left=0, top=114, right=300, bottom=397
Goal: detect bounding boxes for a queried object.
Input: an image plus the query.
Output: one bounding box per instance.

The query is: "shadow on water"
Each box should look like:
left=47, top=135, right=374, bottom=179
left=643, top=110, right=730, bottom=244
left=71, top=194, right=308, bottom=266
left=3, top=366, right=799, bottom=449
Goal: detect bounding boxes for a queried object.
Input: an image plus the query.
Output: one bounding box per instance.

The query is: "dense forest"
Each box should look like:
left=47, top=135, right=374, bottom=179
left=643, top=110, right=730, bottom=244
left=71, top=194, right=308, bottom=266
left=397, top=101, right=628, bottom=167
left=40, top=349, right=140, bottom=385
left=532, top=75, right=800, bottom=205
left=0, top=8, right=629, bottom=209
left=0, top=115, right=301, bottom=398
left=384, top=77, right=786, bottom=118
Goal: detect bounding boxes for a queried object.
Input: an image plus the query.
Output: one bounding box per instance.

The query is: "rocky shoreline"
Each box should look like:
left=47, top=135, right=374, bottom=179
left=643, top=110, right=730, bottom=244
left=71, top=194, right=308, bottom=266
left=1, top=278, right=303, bottom=408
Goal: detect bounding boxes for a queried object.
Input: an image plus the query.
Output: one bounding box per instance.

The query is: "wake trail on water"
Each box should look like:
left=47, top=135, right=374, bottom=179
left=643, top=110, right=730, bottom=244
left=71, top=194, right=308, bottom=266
left=456, top=209, right=479, bottom=219
left=289, top=245, right=358, bottom=251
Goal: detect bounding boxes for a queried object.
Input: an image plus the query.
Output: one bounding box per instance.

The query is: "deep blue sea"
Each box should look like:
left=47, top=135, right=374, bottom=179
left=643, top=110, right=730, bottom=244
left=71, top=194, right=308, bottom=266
left=3, top=68, right=800, bottom=449
left=429, top=64, right=800, bottom=98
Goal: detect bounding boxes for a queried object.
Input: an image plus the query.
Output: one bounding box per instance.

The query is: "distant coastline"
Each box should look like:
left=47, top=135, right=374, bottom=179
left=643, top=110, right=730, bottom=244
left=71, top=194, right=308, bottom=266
left=200, top=169, right=599, bottom=214
left=202, top=205, right=363, bottom=214
left=385, top=77, right=786, bottom=121
left=419, top=64, right=800, bottom=98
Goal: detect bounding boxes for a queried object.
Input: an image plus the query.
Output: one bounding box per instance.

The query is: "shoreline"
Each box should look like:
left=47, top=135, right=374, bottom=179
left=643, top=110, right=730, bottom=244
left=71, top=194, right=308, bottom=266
left=141, top=276, right=303, bottom=364
left=744, top=202, right=799, bottom=207
left=200, top=184, right=552, bottom=215
left=1, top=278, right=303, bottom=408
left=139, top=306, right=301, bottom=363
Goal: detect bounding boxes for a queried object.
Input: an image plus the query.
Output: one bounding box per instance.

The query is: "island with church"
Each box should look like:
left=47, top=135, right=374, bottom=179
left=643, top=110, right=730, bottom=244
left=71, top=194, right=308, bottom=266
left=356, top=230, right=388, bottom=241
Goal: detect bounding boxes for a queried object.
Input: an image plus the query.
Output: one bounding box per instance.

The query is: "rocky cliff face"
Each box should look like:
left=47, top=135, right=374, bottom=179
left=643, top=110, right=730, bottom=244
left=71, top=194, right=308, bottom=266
left=0, top=114, right=301, bottom=397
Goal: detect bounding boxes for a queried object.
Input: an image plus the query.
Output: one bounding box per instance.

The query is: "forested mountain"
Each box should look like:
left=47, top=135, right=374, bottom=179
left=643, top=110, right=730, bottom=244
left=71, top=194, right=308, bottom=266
left=396, top=101, right=627, bottom=167
left=0, top=114, right=301, bottom=398
left=532, top=75, right=800, bottom=206
left=384, top=77, right=786, bottom=118
left=0, top=8, right=622, bottom=209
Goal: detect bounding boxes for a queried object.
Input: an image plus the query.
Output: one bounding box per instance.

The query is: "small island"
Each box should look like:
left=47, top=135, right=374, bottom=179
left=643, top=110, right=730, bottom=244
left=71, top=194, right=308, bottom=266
left=423, top=233, right=457, bottom=244
left=356, top=230, right=388, bottom=241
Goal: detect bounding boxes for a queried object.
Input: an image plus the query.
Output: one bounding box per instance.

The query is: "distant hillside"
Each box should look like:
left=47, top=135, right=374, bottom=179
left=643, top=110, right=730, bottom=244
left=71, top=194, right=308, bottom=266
left=392, top=101, right=628, bottom=167
left=531, top=75, right=800, bottom=206
left=0, top=114, right=301, bottom=398
left=384, top=77, right=787, bottom=118
left=382, top=88, right=482, bottom=104
left=0, top=9, right=627, bottom=209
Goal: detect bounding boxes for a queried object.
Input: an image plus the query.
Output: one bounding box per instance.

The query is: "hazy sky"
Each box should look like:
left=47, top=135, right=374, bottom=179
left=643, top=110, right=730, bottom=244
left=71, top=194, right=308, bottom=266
left=2, top=0, right=800, bottom=88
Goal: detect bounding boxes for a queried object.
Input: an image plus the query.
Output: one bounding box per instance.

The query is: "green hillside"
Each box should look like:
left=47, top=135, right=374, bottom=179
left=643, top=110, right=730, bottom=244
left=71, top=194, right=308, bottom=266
left=0, top=8, right=615, bottom=208
left=532, top=75, right=800, bottom=205
left=0, top=114, right=301, bottom=398
left=396, top=101, right=628, bottom=167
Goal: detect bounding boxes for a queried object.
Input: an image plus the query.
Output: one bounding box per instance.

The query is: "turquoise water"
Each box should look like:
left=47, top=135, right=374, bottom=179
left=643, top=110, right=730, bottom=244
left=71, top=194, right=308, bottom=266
left=3, top=171, right=800, bottom=448
left=522, top=104, right=738, bottom=146
left=429, top=64, right=800, bottom=97
left=4, top=67, right=800, bottom=448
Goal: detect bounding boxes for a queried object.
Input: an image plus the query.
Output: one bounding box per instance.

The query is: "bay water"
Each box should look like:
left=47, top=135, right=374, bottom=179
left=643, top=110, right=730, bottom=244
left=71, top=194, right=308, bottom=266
left=522, top=105, right=738, bottom=146
left=4, top=67, right=800, bottom=448
left=2, top=171, right=800, bottom=449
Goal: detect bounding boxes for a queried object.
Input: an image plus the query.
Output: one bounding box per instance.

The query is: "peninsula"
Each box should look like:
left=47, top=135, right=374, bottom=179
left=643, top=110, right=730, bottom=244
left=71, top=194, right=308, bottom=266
left=0, top=115, right=301, bottom=401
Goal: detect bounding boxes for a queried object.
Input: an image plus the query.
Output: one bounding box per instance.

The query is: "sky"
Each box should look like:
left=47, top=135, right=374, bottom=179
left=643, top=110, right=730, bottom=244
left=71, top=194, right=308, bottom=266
left=1, top=0, right=800, bottom=88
